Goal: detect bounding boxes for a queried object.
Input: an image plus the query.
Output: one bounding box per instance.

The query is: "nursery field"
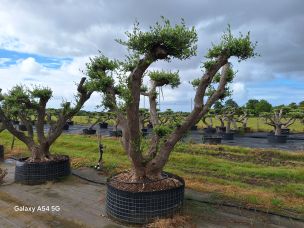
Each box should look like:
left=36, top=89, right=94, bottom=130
left=1, top=130, right=304, bottom=218
left=71, top=116, right=304, bottom=133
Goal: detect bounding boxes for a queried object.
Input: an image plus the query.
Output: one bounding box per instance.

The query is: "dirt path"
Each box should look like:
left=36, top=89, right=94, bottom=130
left=0, top=163, right=303, bottom=227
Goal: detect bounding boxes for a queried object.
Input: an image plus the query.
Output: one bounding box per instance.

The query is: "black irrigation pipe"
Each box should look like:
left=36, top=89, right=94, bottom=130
left=71, top=170, right=107, bottom=185
left=71, top=170, right=304, bottom=223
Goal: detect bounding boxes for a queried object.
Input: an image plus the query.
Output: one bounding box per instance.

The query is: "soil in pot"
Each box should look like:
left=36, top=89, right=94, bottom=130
left=267, top=134, right=287, bottom=143
left=15, top=155, right=71, bottom=185
left=106, top=172, right=184, bottom=224
left=0, top=145, right=4, bottom=161
left=99, top=122, right=109, bottom=129
left=220, top=132, right=234, bottom=140
left=83, top=128, right=96, bottom=135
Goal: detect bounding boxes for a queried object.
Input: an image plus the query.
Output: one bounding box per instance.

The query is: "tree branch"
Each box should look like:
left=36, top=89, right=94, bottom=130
left=146, top=61, right=230, bottom=174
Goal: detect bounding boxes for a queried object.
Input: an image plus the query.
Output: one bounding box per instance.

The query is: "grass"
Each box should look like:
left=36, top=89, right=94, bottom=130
left=1, top=131, right=304, bottom=217
left=71, top=115, right=304, bottom=132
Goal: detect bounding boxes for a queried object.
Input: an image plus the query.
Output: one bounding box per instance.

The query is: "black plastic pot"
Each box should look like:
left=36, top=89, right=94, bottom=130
left=18, top=124, right=27, bottom=131
left=267, top=134, right=287, bottom=143
left=15, top=156, right=71, bottom=185
left=216, top=126, right=226, bottom=133
left=106, top=173, right=184, bottom=224
left=0, top=145, right=4, bottom=161
left=109, top=130, right=122, bottom=137
left=203, top=127, right=216, bottom=134
left=83, top=128, right=96, bottom=135
left=62, top=123, right=69, bottom=130
left=202, top=136, right=222, bottom=144
left=67, top=120, right=74, bottom=125
left=190, top=125, right=198, bottom=131
left=221, top=132, right=234, bottom=140
left=99, top=122, right=109, bottom=129
left=281, top=128, right=290, bottom=135
left=141, top=128, right=148, bottom=137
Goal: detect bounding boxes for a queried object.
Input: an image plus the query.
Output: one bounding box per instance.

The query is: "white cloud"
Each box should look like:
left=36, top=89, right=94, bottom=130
left=19, top=57, right=42, bottom=74
left=231, top=82, right=248, bottom=105
left=0, top=0, right=303, bottom=110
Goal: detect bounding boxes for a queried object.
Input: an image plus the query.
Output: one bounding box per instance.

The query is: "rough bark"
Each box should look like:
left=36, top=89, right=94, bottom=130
left=126, top=53, right=155, bottom=178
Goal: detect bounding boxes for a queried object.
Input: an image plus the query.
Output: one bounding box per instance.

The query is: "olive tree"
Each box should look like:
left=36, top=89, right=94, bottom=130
left=202, top=111, right=215, bottom=128
left=0, top=79, right=93, bottom=162
left=262, top=108, right=303, bottom=135
left=86, top=19, right=257, bottom=180
left=236, top=107, right=250, bottom=129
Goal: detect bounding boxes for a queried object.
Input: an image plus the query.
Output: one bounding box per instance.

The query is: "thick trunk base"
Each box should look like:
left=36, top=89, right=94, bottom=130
left=109, top=171, right=183, bottom=192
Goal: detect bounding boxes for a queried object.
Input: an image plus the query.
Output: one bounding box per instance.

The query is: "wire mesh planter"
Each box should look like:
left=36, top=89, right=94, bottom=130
left=220, top=132, right=234, bottom=140
left=203, top=127, right=216, bottom=134
left=267, top=134, right=287, bottom=143
left=99, top=122, right=109, bottom=129
left=15, top=155, right=71, bottom=185
left=106, top=172, right=185, bottom=224
left=18, top=124, right=27, bottom=131
left=281, top=128, right=290, bottom=135
left=83, top=128, right=96, bottom=135
left=109, top=130, right=122, bottom=137
left=190, top=125, right=198, bottom=131
left=202, top=135, right=222, bottom=144
left=62, top=123, right=70, bottom=130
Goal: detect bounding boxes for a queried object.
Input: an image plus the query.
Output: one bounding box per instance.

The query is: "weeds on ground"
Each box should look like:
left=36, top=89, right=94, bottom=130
left=146, top=215, right=196, bottom=228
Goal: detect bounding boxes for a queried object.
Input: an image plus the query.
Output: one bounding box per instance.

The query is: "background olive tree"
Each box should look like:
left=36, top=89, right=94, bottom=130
left=86, top=18, right=257, bottom=180
left=0, top=79, right=93, bottom=162
left=262, top=107, right=304, bottom=135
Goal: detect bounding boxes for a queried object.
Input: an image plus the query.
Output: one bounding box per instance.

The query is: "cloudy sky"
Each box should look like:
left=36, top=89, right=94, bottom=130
left=0, top=0, right=303, bottom=111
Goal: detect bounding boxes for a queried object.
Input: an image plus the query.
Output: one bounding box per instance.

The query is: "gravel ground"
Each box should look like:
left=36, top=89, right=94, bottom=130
left=0, top=162, right=303, bottom=227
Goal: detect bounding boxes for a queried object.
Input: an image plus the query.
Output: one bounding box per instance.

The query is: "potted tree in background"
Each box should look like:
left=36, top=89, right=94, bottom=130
left=214, top=101, right=226, bottom=133
left=0, top=78, right=94, bottom=184
left=236, top=107, right=251, bottom=133
left=99, top=111, right=113, bottom=129
left=262, top=108, right=303, bottom=143
left=221, top=99, right=239, bottom=140
left=86, top=18, right=257, bottom=224
left=139, top=108, right=150, bottom=136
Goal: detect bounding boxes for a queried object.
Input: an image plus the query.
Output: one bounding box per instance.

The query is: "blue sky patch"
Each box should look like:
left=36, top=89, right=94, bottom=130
left=0, top=49, right=72, bottom=69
